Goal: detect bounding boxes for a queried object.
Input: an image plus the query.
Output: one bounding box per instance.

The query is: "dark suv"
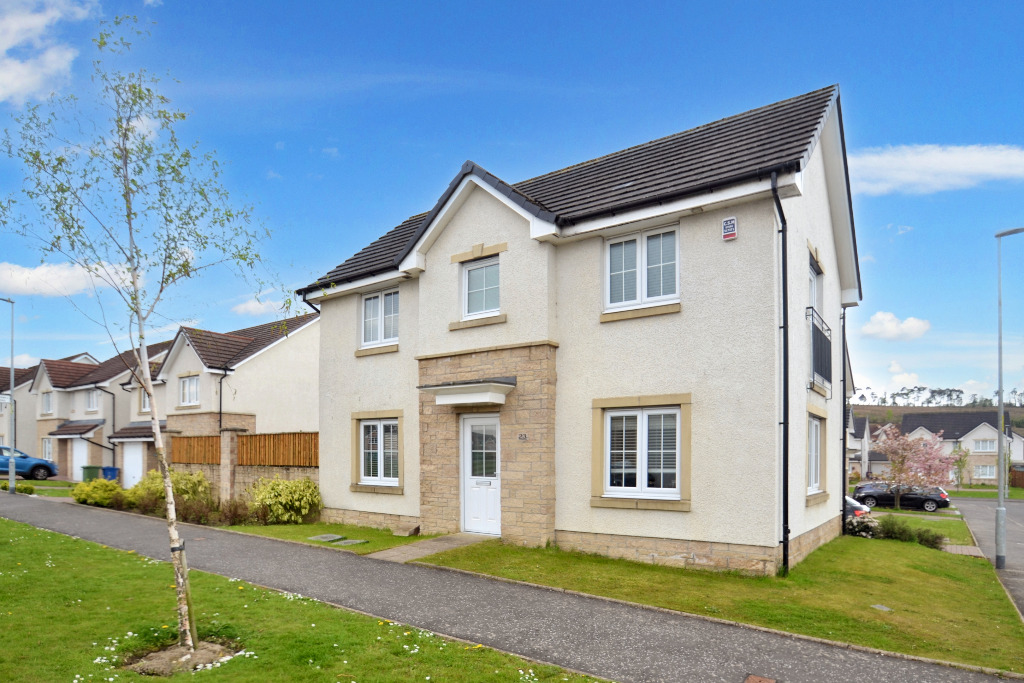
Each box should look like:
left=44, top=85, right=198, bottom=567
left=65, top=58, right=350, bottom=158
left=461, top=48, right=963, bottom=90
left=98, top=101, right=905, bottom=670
left=853, top=482, right=950, bottom=512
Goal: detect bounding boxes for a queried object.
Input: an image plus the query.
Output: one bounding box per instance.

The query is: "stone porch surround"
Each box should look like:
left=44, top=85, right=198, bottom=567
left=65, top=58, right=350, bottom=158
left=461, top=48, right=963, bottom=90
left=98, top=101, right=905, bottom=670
left=418, top=342, right=557, bottom=546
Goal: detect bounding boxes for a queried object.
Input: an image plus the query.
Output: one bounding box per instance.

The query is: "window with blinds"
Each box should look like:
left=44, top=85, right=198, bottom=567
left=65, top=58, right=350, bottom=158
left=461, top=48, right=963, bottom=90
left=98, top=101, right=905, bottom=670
left=605, top=407, right=680, bottom=498
left=361, top=418, right=399, bottom=485
left=606, top=228, right=678, bottom=310
left=362, top=288, right=399, bottom=347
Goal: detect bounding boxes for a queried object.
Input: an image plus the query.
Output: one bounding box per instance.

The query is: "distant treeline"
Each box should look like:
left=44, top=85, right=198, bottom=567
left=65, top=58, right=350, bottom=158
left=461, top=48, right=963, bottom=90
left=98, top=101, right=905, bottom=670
left=852, top=386, right=1024, bottom=408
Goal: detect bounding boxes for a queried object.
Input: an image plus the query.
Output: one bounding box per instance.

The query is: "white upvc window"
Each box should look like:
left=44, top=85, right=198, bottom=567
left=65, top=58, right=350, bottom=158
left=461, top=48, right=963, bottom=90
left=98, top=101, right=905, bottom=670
left=179, top=376, right=199, bottom=406
left=974, top=464, right=996, bottom=479
left=360, top=418, right=399, bottom=486
left=462, top=256, right=500, bottom=320
left=974, top=439, right=996, bottom=452
left=604, top=407, right=680, bottom=499
left=42, top=438, right=52, bottom=460
left=361, top=288, right=399, bottom=347
left=87, top=389, right=99, bottom=411
left=808, top=416, right=822, bottom=493
left=605, top=227, right=678, bottom=310
left=42, top=391, right=53, bottom=414
left=140, top=389, right=150, bottom=413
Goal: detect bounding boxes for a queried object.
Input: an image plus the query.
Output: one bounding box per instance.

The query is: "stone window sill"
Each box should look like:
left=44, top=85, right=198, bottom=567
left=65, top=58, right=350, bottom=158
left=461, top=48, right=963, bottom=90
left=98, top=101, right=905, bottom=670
left=600, top=302, right=681, bottom=324
left=591, top=496, right=690, bottom=511
left=176, top=404, right=201, bottom=411
left=449, top=314, right=507, bottom=331
left=355, top=344, right=399, bottom=358
left=806, top=491, right=829, bottom=507
left=350, top=484, right=403, bottom=495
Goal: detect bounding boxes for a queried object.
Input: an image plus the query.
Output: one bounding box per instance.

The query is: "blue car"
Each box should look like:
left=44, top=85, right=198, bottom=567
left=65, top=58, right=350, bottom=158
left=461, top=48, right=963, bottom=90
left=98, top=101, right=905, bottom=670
left=0, top=446, right=58, bottom=480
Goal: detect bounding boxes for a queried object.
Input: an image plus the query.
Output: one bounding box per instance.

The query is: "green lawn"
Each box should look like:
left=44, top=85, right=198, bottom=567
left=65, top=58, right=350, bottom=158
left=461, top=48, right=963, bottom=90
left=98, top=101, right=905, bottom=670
left=420, top=536, right=1024, bottom=672
left=0, top=518, right=592, bottom=682
left=222, top=521, right=439, bottom=555
left=31, top=479, right=77, bottom=487
left=32, top=487, right=72, bottom=497
left=874, top=513, right=974, bottom=545
left=948, top=485, right=1024, bottom=499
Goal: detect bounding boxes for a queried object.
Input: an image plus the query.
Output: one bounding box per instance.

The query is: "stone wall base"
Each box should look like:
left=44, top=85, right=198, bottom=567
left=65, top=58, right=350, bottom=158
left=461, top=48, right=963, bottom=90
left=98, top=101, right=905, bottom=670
left=171, top=463, right=319, bottom=502
left=554, top=529, right=781, bottom=575
left=789, top=515, right=842, bottom=566
left=321, top=506, right=420, bottom=532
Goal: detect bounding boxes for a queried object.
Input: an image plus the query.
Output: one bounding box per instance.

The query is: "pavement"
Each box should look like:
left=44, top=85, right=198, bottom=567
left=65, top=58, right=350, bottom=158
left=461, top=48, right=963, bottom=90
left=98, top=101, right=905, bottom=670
left=0, top=493, right=1014, bottom=683
left=953, top=497, right=1024, bottom=618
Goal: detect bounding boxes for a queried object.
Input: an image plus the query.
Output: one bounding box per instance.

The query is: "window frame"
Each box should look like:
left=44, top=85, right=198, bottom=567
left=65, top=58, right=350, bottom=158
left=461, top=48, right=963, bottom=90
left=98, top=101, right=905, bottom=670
left=602, top=406, right=682, bottom=500
left=179, top=376, right=199, bottom=406
left=974, top=439, right=996, bottom=452
left=461, top=256, right=501, bottom=321
left=808, top=415, right=823, bottom=494
left=42, top=438, right=52, bottom=460
left=140, top=389, right=151, bottom=413
left=86, top=389, right=99, bottom=412
left=41, top=391, right=53, bottom=414
left=974, top=464, right=996, bottom=479
left=360, top=287, right=400, bottom=348
left=604, top=226, right=679, bottom=311
left=358, top=418, right=400, bottom=487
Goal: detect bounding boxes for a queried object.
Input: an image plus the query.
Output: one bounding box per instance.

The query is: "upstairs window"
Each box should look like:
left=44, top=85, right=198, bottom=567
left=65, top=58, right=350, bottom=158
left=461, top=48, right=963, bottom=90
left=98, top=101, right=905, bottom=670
left=179, top=376, right=199, bottom=406
left=87, top=389, right=99, bottom=411
left=463, top=257, right=500, bottom=319
left=974, top=439, right=996, bottom=452
left=606, top=228, right=677, bottom=309
left=42, top=391, right=53, bottom=414
left=362, top=288, right=399, bottom=347
left=140, top=389, right=150, bottom=413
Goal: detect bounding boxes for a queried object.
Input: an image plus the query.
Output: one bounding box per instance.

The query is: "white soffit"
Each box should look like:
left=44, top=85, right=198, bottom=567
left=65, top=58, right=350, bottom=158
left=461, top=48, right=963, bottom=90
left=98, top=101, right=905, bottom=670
left=418, top=379, right=516, bottom=406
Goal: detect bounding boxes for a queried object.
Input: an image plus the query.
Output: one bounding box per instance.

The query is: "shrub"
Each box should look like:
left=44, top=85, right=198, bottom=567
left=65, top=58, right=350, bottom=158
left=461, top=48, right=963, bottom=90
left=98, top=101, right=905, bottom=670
left=876, top=515, right=916, bottom=543
left=848, top=472, right=861, bottom=486
left=176, top=495, right=214, bottom=525
left=219, top=497, right=251, bottom=526
left=0, top=481, right=35, bottom=494
left=127, top=469, right=213, bottom=509
left=914, top=527, right=946, bottom=550
left=844, top=515, right=877, bottom=538
left=247, top=477, right=322, bottom=524
left=71, top=478, right=124, bottom=507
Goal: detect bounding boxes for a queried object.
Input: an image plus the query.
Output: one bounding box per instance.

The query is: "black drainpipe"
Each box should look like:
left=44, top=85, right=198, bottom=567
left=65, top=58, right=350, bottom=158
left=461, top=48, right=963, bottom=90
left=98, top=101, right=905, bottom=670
left=301, top=297, right=320, bottom=314
left=97, top=386, right=117, bottom=469
left=841, top=311, right=849, bottom=533
left=772, top=171, right=791, bottom=576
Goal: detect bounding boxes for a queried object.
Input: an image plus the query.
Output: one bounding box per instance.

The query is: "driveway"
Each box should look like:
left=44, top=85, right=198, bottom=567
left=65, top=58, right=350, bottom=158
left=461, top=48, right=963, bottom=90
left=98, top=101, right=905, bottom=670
left=0, top=494, right=1013, bottom=683
left=953, top=497, right=1024, bottom=616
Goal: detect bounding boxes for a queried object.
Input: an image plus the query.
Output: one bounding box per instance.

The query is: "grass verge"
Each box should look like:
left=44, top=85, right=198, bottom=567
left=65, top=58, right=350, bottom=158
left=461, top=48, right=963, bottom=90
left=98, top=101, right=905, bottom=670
left=420, top=536, right=1024, bottom=672
left=0, top=518, right=592, bottom=682
left=221, top=521, right=439, bottom=555
left=873, top=513, right=974, bottom=545
left=948, top=486, right=1024, bottom=499
left=32, top=487, right=72, bottom=497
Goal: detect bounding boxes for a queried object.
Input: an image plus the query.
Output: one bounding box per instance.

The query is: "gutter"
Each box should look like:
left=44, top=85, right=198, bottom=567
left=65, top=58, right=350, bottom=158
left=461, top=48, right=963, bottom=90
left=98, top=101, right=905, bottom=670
left=301, top=297, right=320, bottom=314
left=772, top=171, right=791, bottom=576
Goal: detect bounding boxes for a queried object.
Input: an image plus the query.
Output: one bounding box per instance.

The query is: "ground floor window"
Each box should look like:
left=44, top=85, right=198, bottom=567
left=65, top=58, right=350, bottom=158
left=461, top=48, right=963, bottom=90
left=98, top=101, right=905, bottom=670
left=360, top=419, right=399, bottom=485
left=603, top=406, right=681, bottom=499
left=974, top=464, right=996, bottom=479
left=42, top=438, right=52, bottom=460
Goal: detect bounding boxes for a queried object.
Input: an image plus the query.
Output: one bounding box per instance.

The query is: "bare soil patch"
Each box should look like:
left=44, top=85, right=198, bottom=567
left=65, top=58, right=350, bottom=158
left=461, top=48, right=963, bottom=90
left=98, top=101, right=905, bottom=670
left=127, top=641, right=232, bottom=676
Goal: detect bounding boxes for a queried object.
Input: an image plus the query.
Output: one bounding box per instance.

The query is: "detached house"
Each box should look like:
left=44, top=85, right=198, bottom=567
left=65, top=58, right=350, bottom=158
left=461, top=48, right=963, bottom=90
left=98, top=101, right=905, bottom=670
left=299, top=86, right=861, bottom=574
left=1, top=365, right=38, bottom=454
left=901, top=411, right=1022, bottom=485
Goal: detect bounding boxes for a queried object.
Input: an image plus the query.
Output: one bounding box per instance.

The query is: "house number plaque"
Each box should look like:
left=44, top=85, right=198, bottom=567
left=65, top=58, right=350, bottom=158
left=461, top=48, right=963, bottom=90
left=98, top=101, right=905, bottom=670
left=518, top=433, right=528, bottom=440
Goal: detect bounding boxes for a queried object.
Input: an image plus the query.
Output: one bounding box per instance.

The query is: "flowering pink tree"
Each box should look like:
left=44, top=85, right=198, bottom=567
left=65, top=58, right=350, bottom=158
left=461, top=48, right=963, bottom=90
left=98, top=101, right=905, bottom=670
left=875, top=424, right=956, bottom=509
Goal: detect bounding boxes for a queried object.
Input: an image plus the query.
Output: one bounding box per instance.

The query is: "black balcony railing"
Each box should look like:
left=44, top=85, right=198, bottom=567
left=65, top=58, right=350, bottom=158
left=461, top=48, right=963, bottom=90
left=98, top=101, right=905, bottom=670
left=806, top=307, right=832, bottom=389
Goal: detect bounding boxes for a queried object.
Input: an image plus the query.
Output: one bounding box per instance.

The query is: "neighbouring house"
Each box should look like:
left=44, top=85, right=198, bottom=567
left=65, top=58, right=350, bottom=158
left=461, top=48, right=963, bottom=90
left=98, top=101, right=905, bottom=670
left=846, top=415, right=870, bottom=477
left=29, top=348, right=167, bottom=481
left=901, top=411, right=1022, bottom=485
left=114, top=313, right=321, bottom=492
left=1, top=365, right=38, bottom=455
left=298, top=85, right=861, bottom=575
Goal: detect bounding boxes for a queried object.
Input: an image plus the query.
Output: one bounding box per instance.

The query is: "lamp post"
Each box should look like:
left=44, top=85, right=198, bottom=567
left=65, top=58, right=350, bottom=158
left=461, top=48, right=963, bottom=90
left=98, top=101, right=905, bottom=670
left=995, top=228, right=1024, bottom=569
left=1, top=297, right=13, bottom=495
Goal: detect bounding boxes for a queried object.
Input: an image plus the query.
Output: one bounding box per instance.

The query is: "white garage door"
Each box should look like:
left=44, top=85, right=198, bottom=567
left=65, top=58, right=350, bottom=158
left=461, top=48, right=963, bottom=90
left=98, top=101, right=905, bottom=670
left=122, top=442, right=145, bottom=488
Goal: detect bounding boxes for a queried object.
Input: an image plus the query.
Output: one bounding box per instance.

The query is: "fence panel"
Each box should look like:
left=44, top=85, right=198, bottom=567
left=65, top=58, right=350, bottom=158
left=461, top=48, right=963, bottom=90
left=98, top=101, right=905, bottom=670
left=171, top=436, right=221, bottom=465
left=1011, top=469, right=1024, bottom=489
left=238, top=432, right=319, bottom=467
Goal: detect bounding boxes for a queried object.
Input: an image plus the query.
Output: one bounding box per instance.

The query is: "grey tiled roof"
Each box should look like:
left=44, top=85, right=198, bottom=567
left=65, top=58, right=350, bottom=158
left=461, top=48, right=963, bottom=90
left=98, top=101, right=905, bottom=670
left=300, top=85, right=840, bottom=294
left=169, top=313, right=318, bottom=371
left=901, top=411, right=1011, bottom=441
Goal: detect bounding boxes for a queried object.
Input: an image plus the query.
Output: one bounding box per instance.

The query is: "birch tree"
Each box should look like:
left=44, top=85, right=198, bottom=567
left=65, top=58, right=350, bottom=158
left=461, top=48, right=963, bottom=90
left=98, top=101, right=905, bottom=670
left=1, top=18, right=272, bottom=649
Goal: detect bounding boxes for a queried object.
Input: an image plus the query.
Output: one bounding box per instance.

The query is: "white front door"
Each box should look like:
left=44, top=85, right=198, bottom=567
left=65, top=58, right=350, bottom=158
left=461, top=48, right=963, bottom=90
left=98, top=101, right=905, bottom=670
left=123, top=442, right=145, bottom=488
left=72, top=438, right=88, bottom=481
left=462, top=415, right=501, bottom=535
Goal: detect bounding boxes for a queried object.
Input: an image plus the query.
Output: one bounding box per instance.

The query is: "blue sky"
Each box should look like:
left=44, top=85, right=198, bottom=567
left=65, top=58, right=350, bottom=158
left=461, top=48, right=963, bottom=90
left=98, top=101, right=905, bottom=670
left=1, top=1, right=1024, bottom=403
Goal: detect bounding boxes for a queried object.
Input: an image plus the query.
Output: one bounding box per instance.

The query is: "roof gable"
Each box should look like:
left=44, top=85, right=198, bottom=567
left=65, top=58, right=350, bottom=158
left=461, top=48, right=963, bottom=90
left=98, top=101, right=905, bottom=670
left=0, top=365, right=38, bottom=393
left=300, top=85, right=850, bottom=296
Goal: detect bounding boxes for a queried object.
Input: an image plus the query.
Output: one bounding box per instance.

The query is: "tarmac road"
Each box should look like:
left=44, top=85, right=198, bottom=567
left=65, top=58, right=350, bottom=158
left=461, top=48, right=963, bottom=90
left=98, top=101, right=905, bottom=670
left=953, top=496, right=1024, bottom=617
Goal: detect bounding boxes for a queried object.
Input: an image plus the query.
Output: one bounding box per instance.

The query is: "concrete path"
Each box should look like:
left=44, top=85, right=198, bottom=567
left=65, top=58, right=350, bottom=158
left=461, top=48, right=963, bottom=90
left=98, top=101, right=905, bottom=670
left=0, top=494, right=1012, bottom=683
left=954, top=497, right=1024, bottom=619
left=366, top=532, right=492, bottom=562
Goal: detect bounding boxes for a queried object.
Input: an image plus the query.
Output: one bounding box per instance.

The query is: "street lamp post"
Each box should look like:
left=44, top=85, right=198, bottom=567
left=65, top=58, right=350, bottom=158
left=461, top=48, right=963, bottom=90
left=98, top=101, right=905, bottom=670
left=1, top=297, right=14, bottom=495
left=995, top=227, right=1024, bottom=570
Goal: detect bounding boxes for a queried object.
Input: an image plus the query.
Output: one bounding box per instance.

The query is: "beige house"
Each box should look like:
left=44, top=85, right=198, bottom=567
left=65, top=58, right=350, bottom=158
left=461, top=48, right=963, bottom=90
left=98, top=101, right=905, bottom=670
left=1, top=365, right=38, bottom=456
left=902, top=411, right=1022, bottom=485
left=299, top=85, right=862, bottom=574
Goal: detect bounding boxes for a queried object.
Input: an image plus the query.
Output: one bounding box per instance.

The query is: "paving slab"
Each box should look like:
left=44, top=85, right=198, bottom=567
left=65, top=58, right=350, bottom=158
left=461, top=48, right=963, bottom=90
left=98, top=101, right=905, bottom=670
left=0, top=494, right=1013, bottom=683
left=366, top=532, right=491, bottom=562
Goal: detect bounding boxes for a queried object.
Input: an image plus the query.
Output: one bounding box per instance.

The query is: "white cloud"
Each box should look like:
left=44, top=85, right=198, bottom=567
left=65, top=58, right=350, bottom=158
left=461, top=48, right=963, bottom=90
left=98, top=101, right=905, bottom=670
left=321, top=147, right=339, bottom=158
left=143, top=0, right=163, bottom=6
left=0, top=0, right=94, bottom=105
left=887, top=361, right=903, bottom=374
left=266, top=169, right=282, bottom=180
left=13, top=352, right=39, bottom=366
left=849, top=144, right=1024, bottom=196
left=960, top=379, right=993, bottom=400
left=0, top=261, right=131, bottom=297
left=861, top=311, right=931, bottom=341
left=232, top=298, right=281, bottom=316
left=891, top=372, right=920, bottom=386
left=274, top=141, right=285, bottom=151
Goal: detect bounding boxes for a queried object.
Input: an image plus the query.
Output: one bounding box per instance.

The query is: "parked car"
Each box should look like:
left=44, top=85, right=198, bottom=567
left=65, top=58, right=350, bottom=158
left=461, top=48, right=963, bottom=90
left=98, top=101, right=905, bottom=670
left=0, top=446, right=58, bottom=480
left=854, top=483, right=950, bottom=512
left=845, top=496, right=871, bottom=518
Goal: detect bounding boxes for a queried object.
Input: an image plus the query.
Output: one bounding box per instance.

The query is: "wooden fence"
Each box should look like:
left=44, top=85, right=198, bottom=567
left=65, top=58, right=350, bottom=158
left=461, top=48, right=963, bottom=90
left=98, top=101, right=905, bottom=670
left=239, top=432, right=319, bottom=467
left=1011, top=469, right=1024, bottom=489
left=170, top=436, right=221, bottom=465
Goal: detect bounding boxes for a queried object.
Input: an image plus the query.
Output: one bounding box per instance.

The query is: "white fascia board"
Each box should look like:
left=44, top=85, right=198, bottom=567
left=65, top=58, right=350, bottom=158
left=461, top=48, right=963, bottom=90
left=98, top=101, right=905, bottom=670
left=156, top=332, right=211, bottom=381
left=53, top=428, right=100, bottom=439
left=230, top=316, right=320, bottom=370
left=304, top=271, right=409, bottom=304
left=108, top=436, right=153, bottom=443
left=421, top=381, right=516, bottom=407
left=397, top=174, right=559, bottom=272
left=557, top=173, right=802, bottom=242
